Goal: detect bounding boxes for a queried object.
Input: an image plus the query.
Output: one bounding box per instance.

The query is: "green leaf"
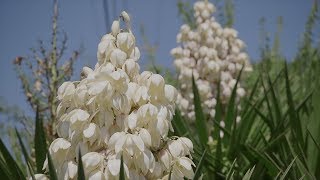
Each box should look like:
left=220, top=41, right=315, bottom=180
left=172, top=109, right=195, bottom=142
left=193, top=149, right=207, bottom=180
left=225, top=67, right=243, bottom=132
left=242, top=76, right=260, bottom=114
left=77, top=149, right=85, bottom=180
left=279, top=157, right=297, bottom=180
left=47, top=150, right=58, bottom=180
left=0, top=157, right=12, bottom=180
left=192, top=74, right=208, bottom=147
left=35, top=106, right=47, bottom=173
left=212, top=78, right=222, bottom=140
left=242, top=166, right=255, bottom=180
left=15, top=128, right=35, bottom=180
left=266, top=74, right=282, bottom=124
left=247, top=146, right=280, bottom=176
left=119, top=155, right=125, bottom=180
left=226, top=159, right=237, bottom=180
left=0, top=138, right=24, bottom=179
left=306, top=84, right=320, bottom=174
left=296, top=158, right=316, bottom=180
left=284, top=63, right=304, bottom=146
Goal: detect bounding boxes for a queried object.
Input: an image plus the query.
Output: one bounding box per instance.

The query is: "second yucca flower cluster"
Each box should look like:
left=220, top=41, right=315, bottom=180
left=39, top=11, right=194, bottom=180
left=171, top=0, right=252, bottom=137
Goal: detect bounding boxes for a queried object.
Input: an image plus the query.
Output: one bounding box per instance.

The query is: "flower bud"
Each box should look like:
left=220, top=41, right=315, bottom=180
left=121, top=11, right=130, bottom=23
left=111, top=20, right=120, bottom=36
left=116, top=32, right=135, bottom=53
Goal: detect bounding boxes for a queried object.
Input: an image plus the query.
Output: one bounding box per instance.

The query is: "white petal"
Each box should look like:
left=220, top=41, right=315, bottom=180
left=139, top=128, right=151, bottom=147
left=83, top=123, right=97, bottom=138
left=88, top=170, right=105, bottom=180
left=168, top=140, right=183, bottom=157
left=115, top=133, right=126, bottom=153
left=108, top=159, right=120, bottom=176
left=67, top=161, right=78, bottom=179
left=132, top=135, right=144, bottom=152
left=128, top=111, right=138, bottom=130
left=179, top=137, right=193, bottom=152
left=82, top=152, right=103, bottom=172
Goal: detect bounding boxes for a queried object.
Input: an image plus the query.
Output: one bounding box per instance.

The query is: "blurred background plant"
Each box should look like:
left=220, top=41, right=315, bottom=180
left=0, top=0, right=81, bottom=173
left=170, top=0, right=320, bottom=179
left=0, top=0, right=320, bottom=179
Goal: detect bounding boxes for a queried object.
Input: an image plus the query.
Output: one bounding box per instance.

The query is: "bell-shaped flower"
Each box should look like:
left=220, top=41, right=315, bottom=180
left=167, top=138, right=192, bottom=158
left=127, top=110, right=138, bottom=130
left=112, top=92, right=131, bottom=115
left=171, top=157, right=195, bottom=180
left=97, top=34, right=116, bottom=64
left=88, top=170, right=105, bottom=180
left=164, top=85, right=178, bottom=103
left=60, top=161, right=78, bottom=180
left=116, top=32, right=135, bottom=54
left=133, top=85, right=149, bottom=106
left=81, top=152, right=104, bottom=174
left=83, top=123, right=100, bottom=145
left=48, top=138, right=71, bottom=167
left=111, top=20, right=120, bottom=36
left=135, top=149, right=155, bottom=175
left=137, top=71, right=153, bottom=86
left=158, top=149, right=172, bottom=170
left=105, top=158, right=129, bottom=179
left=109, top=70, right=129, bottom=93
left=67, top=109, right=90, bottom=131
left=129, top=47, right=141, bottom=61
left=108, top=132, right=145, bottom=156
left=137, top=103, right=158, bottom=127
left=122, top=59, right=140, bottom=79
left=110, top=48, right=127, bottom=68
left=58, top=82, right=75, bottom=102
left=138, top=128, right=152, bottom=148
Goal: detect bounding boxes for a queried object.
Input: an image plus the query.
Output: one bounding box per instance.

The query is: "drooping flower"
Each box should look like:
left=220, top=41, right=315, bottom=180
left=44, top=11, right=194, bottom=179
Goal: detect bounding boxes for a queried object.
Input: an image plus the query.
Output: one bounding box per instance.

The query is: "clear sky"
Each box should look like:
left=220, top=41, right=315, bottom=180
left=0, top=0, right=316, bottom=114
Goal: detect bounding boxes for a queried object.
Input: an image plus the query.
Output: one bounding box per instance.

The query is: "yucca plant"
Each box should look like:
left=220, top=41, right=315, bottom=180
left=1, top=1, right=320, bottom=180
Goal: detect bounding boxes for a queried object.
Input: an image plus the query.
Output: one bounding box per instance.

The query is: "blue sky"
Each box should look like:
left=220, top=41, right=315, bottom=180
left=0, top=0, right=316, bottom=114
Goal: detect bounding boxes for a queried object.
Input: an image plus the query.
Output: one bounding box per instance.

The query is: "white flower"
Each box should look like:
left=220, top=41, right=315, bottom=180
left=97, top=34, right=116, bottom=64
left=158, top=149, right=172, bottom=170
left=116, top=32, right=135, bottom=53
left=110, top=48, right=127, bottom=67
left=172, top=157, right=195, bottom=179
left=61, top=161, right=78, bottom=180
left=83, top=123, right=100, bottom=145
left=172, top=0, right=252, bottom=132
left=47, top=138, right=71, bottom=167
left=58, top=82, right=75, bottom=101
left=121, top=11, right=131, bottom=23
left=68, top=109, right=90, bottom=130
left=88, top=170, right=105, bottom=180
left=47, top=10, right=194, bottom=180
left=129, top=47, right=141, bottom=61
left=106, top=158, right=129, bottom=178
left=81, top=152, right=104, bottom=173
left=111, top=20, right=120, bottom=36
left=122, top=59, right=140, bottom=79
left=108, top=132, right=144, bottom=155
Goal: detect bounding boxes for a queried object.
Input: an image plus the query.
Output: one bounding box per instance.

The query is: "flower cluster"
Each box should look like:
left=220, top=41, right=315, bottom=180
left=38, top=11, right=194, bottom=180
left=171, top=0, right=252, bottom=123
